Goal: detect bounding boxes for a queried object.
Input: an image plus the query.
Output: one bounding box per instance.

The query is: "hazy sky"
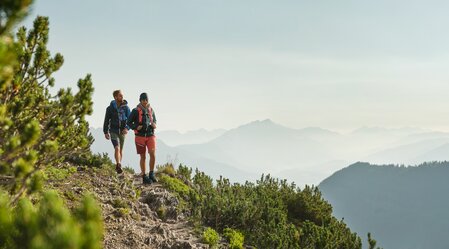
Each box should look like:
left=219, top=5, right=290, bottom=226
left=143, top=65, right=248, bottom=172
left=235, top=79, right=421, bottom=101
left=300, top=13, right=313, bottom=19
left=25, top=0, right=449, bottom=132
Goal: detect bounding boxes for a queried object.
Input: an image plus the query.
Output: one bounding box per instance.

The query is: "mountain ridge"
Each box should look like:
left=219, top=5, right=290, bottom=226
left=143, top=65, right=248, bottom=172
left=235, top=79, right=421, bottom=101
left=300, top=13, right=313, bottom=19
left=91, top=120, right=449, bottom=186
left=319, top=161, right=449, bottom=249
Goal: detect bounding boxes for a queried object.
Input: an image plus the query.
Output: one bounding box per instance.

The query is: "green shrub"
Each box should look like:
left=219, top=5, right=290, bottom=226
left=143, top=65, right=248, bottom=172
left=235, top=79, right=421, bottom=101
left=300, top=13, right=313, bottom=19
left=185, top=171, right=361, bottom=249
left=1, top=10, right=96, bottom=199
left=112, top=198, right=128, bottom=209
left=286, top=185, right=333, bottom=226
left=44, top=166, right=77, bottom=181
left=74, top=193, right=104, bottom=249
left=156, top=205, right=167, bottom=220
left=177, top=164, right=192, bottom=182
left=156, top=163, right=176, bottom=177
left=135, top=188, right=142, bottom=199
left=159, top=174, right=190, bottom=197
left=66, top=153, right=112, bottom=168
left=0, top=3, right=103, bottom=249
left=123, top=166, right=135, bottom=174
left=368, top=233, right=382, bottom=249
left=116, top=208, right=130, bottom=217
left=0, top=190, right=103, bottom=249
left=223, top=228, right=244, bottom=249
left=202, top=227, right=220, bottom=248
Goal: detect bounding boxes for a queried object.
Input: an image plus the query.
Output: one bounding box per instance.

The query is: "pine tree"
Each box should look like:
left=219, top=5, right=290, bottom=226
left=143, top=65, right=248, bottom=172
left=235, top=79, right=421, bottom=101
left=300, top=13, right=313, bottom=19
left=0, top=2, right=103, bottom=248
left=368, top=232, right=383, bottom=249
left=1, top=13, right=94, bottom=203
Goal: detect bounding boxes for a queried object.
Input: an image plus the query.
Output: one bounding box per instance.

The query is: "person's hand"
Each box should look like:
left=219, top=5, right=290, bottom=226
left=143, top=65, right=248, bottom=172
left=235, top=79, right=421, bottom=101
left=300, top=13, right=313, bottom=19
left=122, top=128, right=128, bottom=135
left=105, top=133, right=110, bottom=140
left=151, top=123, right=157, bottom=129
left=137, top=125, right=143, bottom=131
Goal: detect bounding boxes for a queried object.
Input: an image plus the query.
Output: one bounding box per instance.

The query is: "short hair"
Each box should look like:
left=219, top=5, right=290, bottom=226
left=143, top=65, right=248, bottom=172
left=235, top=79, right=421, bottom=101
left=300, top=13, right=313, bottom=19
left=112, top=90, right=121, bottom=98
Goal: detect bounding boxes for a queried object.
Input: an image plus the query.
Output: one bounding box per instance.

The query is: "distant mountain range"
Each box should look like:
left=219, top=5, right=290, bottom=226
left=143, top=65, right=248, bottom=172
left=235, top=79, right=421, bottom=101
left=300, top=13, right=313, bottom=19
left=156, top=129, right=226, bottom=146
left=89, top=127, right=257, bottom=182
left=90, top=119, right=449, bottom=185
left=319, top=162, right=449, bottom=249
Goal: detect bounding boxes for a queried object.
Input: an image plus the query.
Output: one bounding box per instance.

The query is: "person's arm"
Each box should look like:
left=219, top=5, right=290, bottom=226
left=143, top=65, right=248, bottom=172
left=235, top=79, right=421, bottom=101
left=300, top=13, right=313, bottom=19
left=151, top=108, right=157, bottom=129
left=127, top=109, right=138, bottom=130
left=124, top=106, right=131, bottom=131
left=103, top=107, right=111, bottom=139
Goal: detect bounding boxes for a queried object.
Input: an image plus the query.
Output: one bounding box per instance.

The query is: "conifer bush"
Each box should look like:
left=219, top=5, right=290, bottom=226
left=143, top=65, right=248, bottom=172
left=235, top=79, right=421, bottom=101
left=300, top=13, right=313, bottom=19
left=176, top=164, right=192, bottom=183
left=0, top=2, right=104, bottom=249
left=202, top=227, right=220, bottom=248
left=159, top=174, right=191, bottom=197
left=170, top=167, right=362, bottom=248
left=156, top=163, right=176, bottom=177
left=0, top=190, right=103, bottom=249
left=1, top=12, right=95, bottom=201
left=223, top=228, right=244, bottom=249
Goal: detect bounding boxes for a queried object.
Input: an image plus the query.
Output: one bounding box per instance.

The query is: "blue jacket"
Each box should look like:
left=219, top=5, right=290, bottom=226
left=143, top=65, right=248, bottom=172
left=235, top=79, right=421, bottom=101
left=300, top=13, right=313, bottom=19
left=103, top=100, right=131, bottom=134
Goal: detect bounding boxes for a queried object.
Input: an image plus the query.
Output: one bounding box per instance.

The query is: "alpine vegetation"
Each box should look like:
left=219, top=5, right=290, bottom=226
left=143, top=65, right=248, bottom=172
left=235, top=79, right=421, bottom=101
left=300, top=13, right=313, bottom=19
left=0, top=1, right=376, bottom=248
left=1, top=1, right=103, bottom=248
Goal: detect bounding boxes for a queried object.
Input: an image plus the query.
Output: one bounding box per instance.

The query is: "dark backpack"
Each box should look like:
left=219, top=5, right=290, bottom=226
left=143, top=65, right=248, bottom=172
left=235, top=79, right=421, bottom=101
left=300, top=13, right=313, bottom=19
left=135, top=105, right=153, bottom=134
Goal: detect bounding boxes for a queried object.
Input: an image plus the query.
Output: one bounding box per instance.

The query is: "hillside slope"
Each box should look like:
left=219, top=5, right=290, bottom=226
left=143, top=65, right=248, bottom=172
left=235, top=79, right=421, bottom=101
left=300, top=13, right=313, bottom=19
left=319, top=162, right=449, bottom=249
left=45, top=165, right=209, bottom=248
left=43, top=160, right=369, bottom=249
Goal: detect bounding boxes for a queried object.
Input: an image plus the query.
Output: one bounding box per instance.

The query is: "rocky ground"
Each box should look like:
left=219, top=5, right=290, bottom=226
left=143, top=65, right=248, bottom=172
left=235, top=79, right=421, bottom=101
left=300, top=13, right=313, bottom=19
left=47, top=166, right=210, bottom=249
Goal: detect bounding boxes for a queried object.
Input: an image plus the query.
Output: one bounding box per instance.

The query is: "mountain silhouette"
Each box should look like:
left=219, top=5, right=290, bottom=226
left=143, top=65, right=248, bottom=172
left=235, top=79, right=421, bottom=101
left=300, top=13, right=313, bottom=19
left=319, top=162, right=449, bottom=249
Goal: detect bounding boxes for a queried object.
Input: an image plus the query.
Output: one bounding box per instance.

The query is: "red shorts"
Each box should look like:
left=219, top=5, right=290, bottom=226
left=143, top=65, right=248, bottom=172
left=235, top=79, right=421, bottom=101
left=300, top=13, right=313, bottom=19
left=135, top=135, right=156, bottom=154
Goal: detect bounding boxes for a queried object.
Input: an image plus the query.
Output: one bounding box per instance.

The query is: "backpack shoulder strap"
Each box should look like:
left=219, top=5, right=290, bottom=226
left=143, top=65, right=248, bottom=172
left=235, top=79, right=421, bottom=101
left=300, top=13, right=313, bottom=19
left=136, top=106, right=143, bottom=124
left=134, top=107, right=143, bottom=134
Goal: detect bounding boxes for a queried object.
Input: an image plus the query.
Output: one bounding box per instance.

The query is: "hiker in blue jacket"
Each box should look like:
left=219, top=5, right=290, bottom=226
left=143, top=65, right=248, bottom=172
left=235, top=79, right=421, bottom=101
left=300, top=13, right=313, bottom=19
left=103, top=90, right=131, bottom=174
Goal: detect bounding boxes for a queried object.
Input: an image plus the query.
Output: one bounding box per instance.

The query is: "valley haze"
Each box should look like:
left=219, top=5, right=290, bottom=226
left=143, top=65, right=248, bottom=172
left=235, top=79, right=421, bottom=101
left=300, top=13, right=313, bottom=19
left=91, top=119, right=449, bottom=186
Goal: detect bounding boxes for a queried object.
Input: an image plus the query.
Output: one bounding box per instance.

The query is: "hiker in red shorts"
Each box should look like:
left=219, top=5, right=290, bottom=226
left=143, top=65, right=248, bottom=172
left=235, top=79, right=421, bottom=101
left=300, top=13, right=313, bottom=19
left=127, top=92, right=157, bottom=184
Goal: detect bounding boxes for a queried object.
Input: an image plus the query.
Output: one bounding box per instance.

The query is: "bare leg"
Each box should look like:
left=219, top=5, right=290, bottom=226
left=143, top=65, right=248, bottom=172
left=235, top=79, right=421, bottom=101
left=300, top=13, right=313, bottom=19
left=149, top=149, right=156, bottom=172
left=114, top=146, right=121, bottom=164
left=140, top=153, right=146, bottom=175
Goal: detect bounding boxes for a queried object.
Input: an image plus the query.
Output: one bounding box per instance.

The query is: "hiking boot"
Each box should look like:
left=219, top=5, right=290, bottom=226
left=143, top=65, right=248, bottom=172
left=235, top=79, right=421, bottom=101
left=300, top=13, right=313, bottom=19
left=115, top=163, right=123, bottom=174
left=149, top=171, right=158, bottom=183
left=142, top=174, right=152, bottom=185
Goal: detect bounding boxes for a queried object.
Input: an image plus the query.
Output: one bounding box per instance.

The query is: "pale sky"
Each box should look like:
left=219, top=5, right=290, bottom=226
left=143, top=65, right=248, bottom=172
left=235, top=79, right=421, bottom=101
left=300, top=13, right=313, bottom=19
left=25, top=0, right=449, bottom=132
